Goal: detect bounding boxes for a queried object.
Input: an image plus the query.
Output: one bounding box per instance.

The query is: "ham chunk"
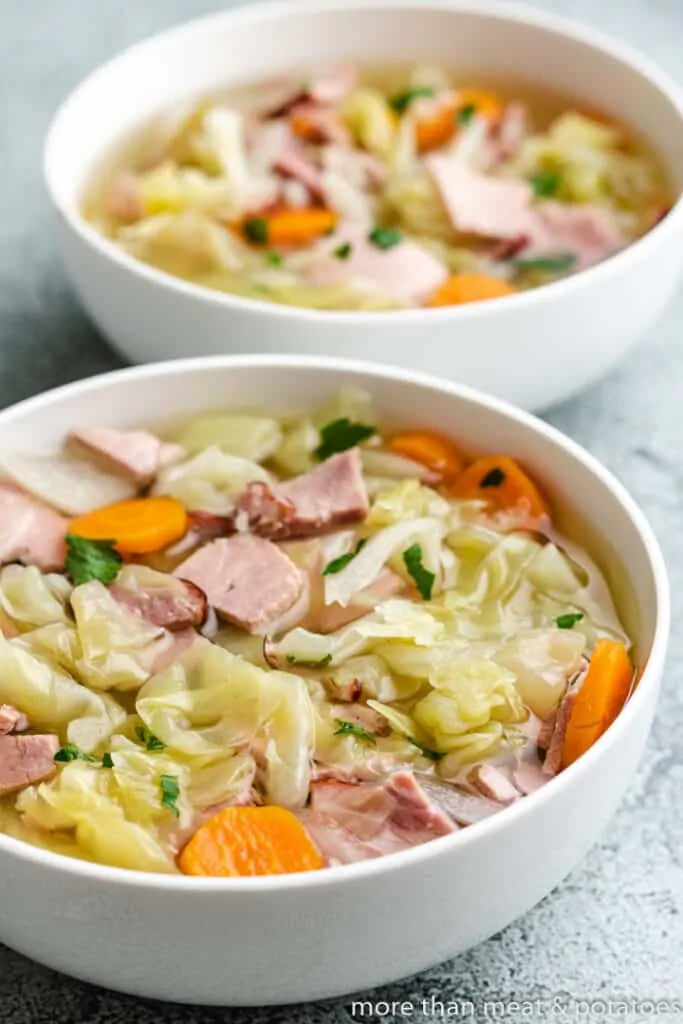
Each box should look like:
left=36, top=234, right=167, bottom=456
left=312, top=568, right=406, bottom=634
left=0, top=733, right=59, bottom=795
left=301, top=771, right=456, bottom=865
left=467, top=764, right=520, bottom=804
left=110, top=575, right=207, bottom=632
left=427, top=154, right=535, bottom=240
left=173, top=534, right=305, bottom=633
left=274, top=149, right=325, bottom=201
left=0, top=483, right=67, bottom=571
left=289, top=103, right=351, bottom=146
left=416, top=775, right=503, bottom=826
left=0, top=705, right=28, bottom=735
left=309, top=223, right=448, bottom=305
left=69, top=426, right=166, bottom=485
left=524, top=201, right=622, bottom=271
left=543, top=688, right=579, bottom=776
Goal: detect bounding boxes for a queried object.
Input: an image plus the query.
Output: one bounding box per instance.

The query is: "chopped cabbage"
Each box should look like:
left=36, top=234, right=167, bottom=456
left=154, top=444, right=271, bottom=512
left=170, top=414, right=282, bottom=460
left=0, top=450, right=135, bottom=515
left=343, top=88, right=396, bottom=158
left=0, top=565, right=72, bottom=630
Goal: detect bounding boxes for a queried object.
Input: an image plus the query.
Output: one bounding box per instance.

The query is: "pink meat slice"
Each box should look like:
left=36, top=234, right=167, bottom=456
left=273, top=148, right=325, bottom=201
left=0, top=483, right=67, bottom=572
left=416, top=775, right=502, bottom=827
left=309, top=222, right=448, bottom=304
left=69, top=426, right=165, bottom=485
left=308, top=65, right=357, bottom=105
left=173, top=534, right=305, bottom=633
left=493, top=102, right=529, bottom=162
left=0, top=734, right=59, bottom=795
left=513, top=761, right=549, bottom=795
left=0, top=705, right=29, bottom=735
left=289, top=102, right=352, bottom=145
left=313, top=568, right=406, bottom=634
left=467, top=764, right=520, bottom=804
left=524, top=201, right=622, bottom=270
left=543, top=688, right=579, bottom=776
left=104, top=172, right=142, bottom=222
left=110, top=576, right=207, bottom=632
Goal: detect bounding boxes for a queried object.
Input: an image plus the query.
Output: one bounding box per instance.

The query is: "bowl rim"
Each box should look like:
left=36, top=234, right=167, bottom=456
left=44, top=0, right=683, bottom=326
left=0, top=353, right=670, bottom=890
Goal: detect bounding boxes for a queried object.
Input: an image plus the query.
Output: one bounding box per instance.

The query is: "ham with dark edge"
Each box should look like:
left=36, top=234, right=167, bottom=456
left=173, top=534, right=305, bottom=633
left=69, top=426, right=168, bottom=485
left=0, top=483, right=67, bottom=571
left=0, top=733, right=59, bottom=795
left=110, top=576, right=208, bottom=632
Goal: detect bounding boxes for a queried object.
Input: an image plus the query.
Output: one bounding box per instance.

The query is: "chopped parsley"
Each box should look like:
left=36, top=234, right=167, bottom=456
left=334, top=242, right=352, bottom=261
left=530, top=169, right=562, bottom=197
left=409, top=737, right=444, bottom=761
left=160, top=774, right=180, bottom=817
left=65, top=534, right=122, bottom=587
left=368, top=226, right=402, bottom=251
left=243, top=217, right=269, bottom=244
left=480, top=467, right=506, bottom=488
left=389, top=85, right=435, bottom=114
left=315, top=417, right=376, bottom=460
left=322, top=537, right=367, bottom=576
left=286, top=654, right=333, bottom=669
left=556, top=612, right=585, bottom=630
left=266, top=250, right=283, bottom=266
left=334, top=719, right=376, bottom=744
left=54, top=744, right=99, bottom=764
left=101, top=752, right=114, bottom=768
left=403, top=543, right=435, bottom=600
left=456, top=102, right=477, bottom=126
left=135, top=725, right=166, bottom=752
left=515, top=253, right=576, bottom=273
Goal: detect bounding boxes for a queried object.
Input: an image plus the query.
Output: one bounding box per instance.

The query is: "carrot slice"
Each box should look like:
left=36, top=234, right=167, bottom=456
left=179, top=806, right=324, bottom=877
left=457, top=89, right=503, bottom=124
left=69, top=497, right=188, bottom=556
left=561, top=640, right=634, bottom=768
left=389, top=430, right=465, bottom=480
left=242, top=209, right=338, bottom=248
left=427, top=274, right=517, bottom=307
left=415, top=98, right=459, bottom=153
left=447, top=455, right=550, bottom=518
left=290, top=112, right=323, bottom=143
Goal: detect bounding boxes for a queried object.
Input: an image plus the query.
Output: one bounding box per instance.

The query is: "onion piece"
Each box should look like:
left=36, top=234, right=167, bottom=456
left=360, top=448, right=441, bottom=485
left=0, top=451, right=136, bottom=515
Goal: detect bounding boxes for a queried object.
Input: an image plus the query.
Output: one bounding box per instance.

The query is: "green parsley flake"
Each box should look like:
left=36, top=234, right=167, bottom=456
left=266, top=250, right=283, bottom=266
left=315, top=418, right=376, bottom=460
left=160, top=775, right=180, bottom=817
left=322, top=538, right=367, bottom=576
left=515, top=253, right=576, bottom=273
left=530, top=169, right=562, bottom=197
left=480, top=467, right=506, bottom=488
left=54, top=744, right=99, bottom=764
left=101, top=753, right=114, bottom=768
left=368, top=226, right=402, bottom=251
left=334, top=242, right=352, bottom=261
left=135, top=724, right=166, bottom=751
left=556, top=612, right=585, bottom=630
left=65, top=534, right=122, bottom=587
left=243, top=217, right=269, bottom=244
left=456, top=103, right=476, bottom=126
left=389, top=85, right=435, bottom=114
left=403, top=543, right=435, bottom=600
left=334, top=719, right=376, bottom=744
left=286, top=654, right=333, bottom=669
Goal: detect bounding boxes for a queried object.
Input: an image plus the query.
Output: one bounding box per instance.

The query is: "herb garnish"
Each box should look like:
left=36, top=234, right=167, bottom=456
left=322, top=538, right=367, bottom=576
left=530, top=169, right=562, bottom=197
left=315, top=418, right=376, bottom=460
left=456, top=102, right=477, bottom=126
left=101, top=752, right=114, bottom=768
left=135, top=725, right=166, bottom=752
left=368, top=226, right=402, bottom=251
left=243, top=217, right=269, bottom=244
left=54, top=744, right=99, bottom=764
left=389, top=85, right=435, bottom=114
left=286, top=654, right=333, bottom=669
left=403, top=543, right=435, bottom=600
left=515, top=253, right=576, bottom=273
left=334, top=242, right=352, bottom=261
left=556, top=612, right=585, bottom=630
left=480, top=467, right=506, bottom=488
left=266, top=250, right=283, bottom=266
left=334, top=719, right=376, bottom=744
left=160, top=775, right=180, bottom=817
left=65, top=534, right=122, bottom=587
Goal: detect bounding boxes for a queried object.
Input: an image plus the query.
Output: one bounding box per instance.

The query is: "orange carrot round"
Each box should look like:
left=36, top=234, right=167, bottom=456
left=447, top=455, right=550, bottom=519
left=69, top=497, right=188, bottom=555
left=427, top=274, right=517, bottom=307
left=243, top=209, right=338, bottom=248
left=179, top=806, right=324, bottom=877
left=415, top=98, right=459, bottom=153
left=561, top=640, right=634, bottom=768
left=290, top=112, right=322, bottom=143
left=457, top=89, right=503, bottom=123
left=389, top=430, right=465, bottom=480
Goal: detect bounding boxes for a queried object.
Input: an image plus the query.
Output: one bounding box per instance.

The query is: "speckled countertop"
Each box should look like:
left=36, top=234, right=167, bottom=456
left=1, top=0, right=682, bottom=1020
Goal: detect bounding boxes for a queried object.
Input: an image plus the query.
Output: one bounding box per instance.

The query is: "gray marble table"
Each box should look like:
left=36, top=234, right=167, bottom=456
left=1, top=0, right=682, bottom=1020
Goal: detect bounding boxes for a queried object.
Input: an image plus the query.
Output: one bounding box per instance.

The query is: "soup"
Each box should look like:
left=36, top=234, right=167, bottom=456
left=0, top=386, right=635, bottom=875
left=85, top=64, right=671, bottom=312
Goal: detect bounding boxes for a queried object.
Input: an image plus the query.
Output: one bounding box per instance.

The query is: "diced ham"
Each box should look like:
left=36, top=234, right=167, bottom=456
left=513, top=761, right=549, bottom=795
left=309, top=222, right=448, bottom=304
left=427, top=154, right=535, bottom=239
left=329, top=703, right=390, bottom=737
left=235, top=482, right=295, bottom=536
left=104, top=172, right=142, bottom=222
left=467, top=764, right=520, bottom=804
left=322, top=675, right=362, bottom=704
left=416, top=775, right=503, bottom=826
left=273, top=149, right=325, bottom=201
left=0, top=733, right=59, bottom=795
left=290, top=102, right=352, bottom=146
left=69, top=426, right=166, bottom=485
left=308, top=65, right=357, bottom=105
left=383, top=771, right=456, bottom=842
left=173, top=534, right=305, bottom=633
left=151, top=628, right=202, bottom=674
left=493, top=102, right=529, bottom=162
left=543, top=687, right=579, bottom=776
left=110, top=575, right=207, bottom=632
left=0, top=705, right=29, bottom=735
left=524, top=201, right=622, bottom=270
left=313, top=568, right=406, bottom=634
left=0, top=483, right=67, bottom=572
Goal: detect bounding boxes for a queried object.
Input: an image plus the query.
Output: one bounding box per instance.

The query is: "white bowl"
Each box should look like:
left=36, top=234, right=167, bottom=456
left=0, top=355, right=669, bottom=1005
left=44, top=0, right=683, bottom=411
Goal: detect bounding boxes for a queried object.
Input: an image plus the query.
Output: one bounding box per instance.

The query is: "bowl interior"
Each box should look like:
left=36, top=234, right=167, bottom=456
left=47, top=0, right=683, bottom=211
left=0, top=357, right=660, bottom=661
